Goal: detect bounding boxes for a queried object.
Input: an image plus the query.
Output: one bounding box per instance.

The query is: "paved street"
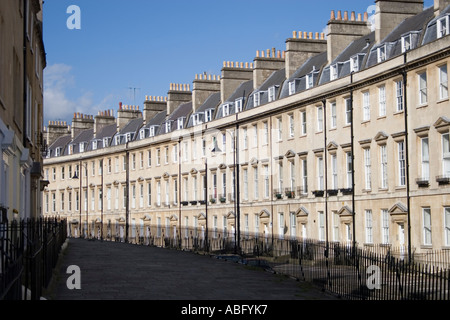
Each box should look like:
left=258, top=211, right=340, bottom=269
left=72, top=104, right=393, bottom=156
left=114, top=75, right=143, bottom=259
left=48, top=238, right=338, bottom=301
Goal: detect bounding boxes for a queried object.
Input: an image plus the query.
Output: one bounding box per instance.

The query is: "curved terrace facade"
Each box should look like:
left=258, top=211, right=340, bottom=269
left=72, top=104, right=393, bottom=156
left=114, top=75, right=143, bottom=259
left=43, top=0, right=450, bottom=255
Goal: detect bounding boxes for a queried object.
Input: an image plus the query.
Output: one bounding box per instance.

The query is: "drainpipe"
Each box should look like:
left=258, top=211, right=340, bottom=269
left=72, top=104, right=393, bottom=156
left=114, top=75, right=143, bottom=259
left=402, top=53, right=412, bottom=264
left=125, top=143, right=130, bottom=243
left=178, top=138, right=181, bottom=249
left=350, top=72, right=356, bottom=252
left=323, top=99, right=329, bottom=257
left=235, top=112, right=241, bottom=254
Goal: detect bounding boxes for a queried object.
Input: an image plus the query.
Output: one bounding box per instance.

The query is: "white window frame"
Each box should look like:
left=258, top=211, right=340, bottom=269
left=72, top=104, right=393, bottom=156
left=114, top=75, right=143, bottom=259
left=268, top=86, right=276, bottom=102
left=398, top=141, right=406, bottom=186
left=437, top=15, right=450, bottom=39
left=381, top=209, right=390, bottom=244
left=301, top=110, right=307, bottom=135
left=401, top=34, right=412, bottom=53
left=378, top=85, right=386, bottom=117
left=396, top=80, right=404, bottom=112
left=330, top=102, right=337, bottom=128
left=380, top=145, right=388, bottom=189
left=418, top=72, right=428, bottom=105
left=423, top=208, right=432, bottom=245
left=421, top=137, right=430, bottom=180
left=443, top=133, right=450, bottom=177
left=317, top=106, right=323, bottom=132
left=365, top=210, right=373, bottom=244
left=362, top=91, right=370, bottom=121
left=364, top=148, right=371, bottom=190
left=377, top=45, right=386, bottom=63
left=439, top=64, right=448, bottom=100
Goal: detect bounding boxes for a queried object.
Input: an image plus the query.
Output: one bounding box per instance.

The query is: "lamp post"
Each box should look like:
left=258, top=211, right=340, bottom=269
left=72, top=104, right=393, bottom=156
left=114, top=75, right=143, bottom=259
left=73, top=160, right=88, bottom=239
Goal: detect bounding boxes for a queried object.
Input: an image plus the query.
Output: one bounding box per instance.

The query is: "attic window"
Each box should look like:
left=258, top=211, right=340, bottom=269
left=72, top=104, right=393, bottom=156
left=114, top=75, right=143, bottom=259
left=92, top=140, right=98, bottom=150
left=193, top=114, right=202, bottom=126
left=253, top=92, right=262, bottom=107
left=330, top=64, right=339, bottom=81
left=177, top=117, right=185, bottom=130
left=350, top=56, right=359, bottom=73
left=222, top=104, right=230, bottom=117
left=139, top=129, right=147, bottom=140
left=205, top=109, right=213, bottom=122
left=124, top=133, right=133, bottom=143
left=401, top=34, right=411, bottom=53
left=165, top=121, right=171, bottom=133
left=306, top=73, right=314, bottom=89
left=288, top=80, right=296, bottom=95
left=149, top=126, right=156, bottom=137
left=268, top=86, right=277, bottom=102
left=377, top=45, right=387, bottom=63
left=103, top=137, right=110, bottom=147
left=79, top=142, right=86, bottom=153
left=55, top=147, right=61, bottom=157
left=235, top=98, right=243, bottom=113
left=437, top=15, right=450, bottom=38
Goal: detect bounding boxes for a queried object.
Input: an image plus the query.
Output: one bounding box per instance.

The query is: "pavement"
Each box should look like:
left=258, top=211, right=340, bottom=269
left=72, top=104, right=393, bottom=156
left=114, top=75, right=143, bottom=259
left=47, top=237, right=339, bottom=301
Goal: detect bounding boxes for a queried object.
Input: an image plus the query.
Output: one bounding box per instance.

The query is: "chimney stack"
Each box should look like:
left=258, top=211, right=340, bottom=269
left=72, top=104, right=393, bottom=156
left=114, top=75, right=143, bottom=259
left=45, top=120, right=70, bottom=146
left=94, top=110, right=115, bottom=135
left=143, top=96, right=167, bottom=124
left=285, top=31, right=327, bottom=78
left=71, top=113, right=94, bottom=139
left=220, top=61, right=253, bottom=103
left=374, top=0, right=424, bottom=43
left=116, top=103, right=142, bottom=130
left=192, top=73, right=220, bottom=112
left=434, top=0, right=450, bottom=16
left=327, top=10, right=372, bottom=63
left=167, top=83, right=192, bottom=116
left=253, top=48, right=285, bottom=89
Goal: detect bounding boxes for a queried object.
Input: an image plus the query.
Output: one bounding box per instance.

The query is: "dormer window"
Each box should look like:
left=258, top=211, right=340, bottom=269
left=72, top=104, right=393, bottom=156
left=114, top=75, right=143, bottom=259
left=149, top=126, right=156, bottom=137
left=268, top=86, right=277, bottom=102
left=139, top=128, right=147, bottom=140
left=222, top=104, right=230, bottom=117
left=235, top=98, right=243, bottom=113
left=165, top=121, right=171, bottom=133
left=115, top=135, right=121, bottom=145
left=79, top=142, right=86, bottom=153
left=55, top=147, right=61, bottom=157
left=205, top=109, right=213, bottom=122
left=401, top=34, right=412, bottom=53
left=377, top=45, right=386, bottom=63
left=68, top=145, right=73, bottom=155
left=437, top=15, right=450, bottom=38
left=92, top=140, right=98, bottom=150
left=330, top=64, right=339, bottom=81
left=306, top=74, right=314, bottom=89
left=103, top=137, right=110, bottom=147
left=124, top=132, right=133, bottom=143
left=350, top=56, right=359, bottom=73
left=177, top=117, right=185, bottom=130
left=253, top=92, right=262, bottom=107
left=193, top=113, right=202, bottom=126
left=288, top=80, right=296, bottom=95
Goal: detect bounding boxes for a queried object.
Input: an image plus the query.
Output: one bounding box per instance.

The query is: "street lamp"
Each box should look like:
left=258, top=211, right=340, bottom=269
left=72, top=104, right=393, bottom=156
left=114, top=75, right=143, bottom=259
left=72, top=160, right=88, bottom=239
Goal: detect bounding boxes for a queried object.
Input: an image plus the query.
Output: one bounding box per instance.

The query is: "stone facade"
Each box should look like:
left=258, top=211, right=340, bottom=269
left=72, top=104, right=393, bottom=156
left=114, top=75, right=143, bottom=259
left=43, top=0, right=450, bottom=254
left=0, top=0, right=46, bottom=221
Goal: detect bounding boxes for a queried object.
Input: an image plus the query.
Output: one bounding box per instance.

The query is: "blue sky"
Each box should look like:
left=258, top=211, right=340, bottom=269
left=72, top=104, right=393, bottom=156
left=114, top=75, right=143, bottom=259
left=42, top=0, right=435, bottom=125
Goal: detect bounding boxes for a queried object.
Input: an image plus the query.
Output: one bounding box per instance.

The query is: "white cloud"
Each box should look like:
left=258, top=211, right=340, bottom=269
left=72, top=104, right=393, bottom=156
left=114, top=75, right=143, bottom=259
left=44, top=63, right=95, bottom=124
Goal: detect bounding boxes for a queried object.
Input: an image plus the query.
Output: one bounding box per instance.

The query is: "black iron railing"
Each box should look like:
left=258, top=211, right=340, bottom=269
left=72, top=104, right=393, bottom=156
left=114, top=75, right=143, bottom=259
left=0, top=218, right=67, bottom=300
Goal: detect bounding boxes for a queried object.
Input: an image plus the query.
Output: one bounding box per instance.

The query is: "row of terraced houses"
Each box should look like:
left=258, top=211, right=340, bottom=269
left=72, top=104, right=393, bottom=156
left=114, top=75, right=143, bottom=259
left=43, top=0, right=450, bottom=256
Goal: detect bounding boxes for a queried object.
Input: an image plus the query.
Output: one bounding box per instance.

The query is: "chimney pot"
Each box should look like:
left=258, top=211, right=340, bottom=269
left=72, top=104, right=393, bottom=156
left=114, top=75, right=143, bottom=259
left=337, top=10, right=342, bottom=20
left=344, top=11, right=348, bottom=21
left=331, top=10, right=335, bottom=20
left=351, top=11, right=356, bottom=21
left=293, top=31, right=297, bottom=38
left=363, top=12, right=368, bottom=22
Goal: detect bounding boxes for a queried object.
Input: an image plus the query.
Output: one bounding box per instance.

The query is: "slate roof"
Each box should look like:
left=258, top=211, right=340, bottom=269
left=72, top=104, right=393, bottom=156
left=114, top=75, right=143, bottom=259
left=245, top=68, right=286, bottom=111
left=280, top=51, right=327, bottom=99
